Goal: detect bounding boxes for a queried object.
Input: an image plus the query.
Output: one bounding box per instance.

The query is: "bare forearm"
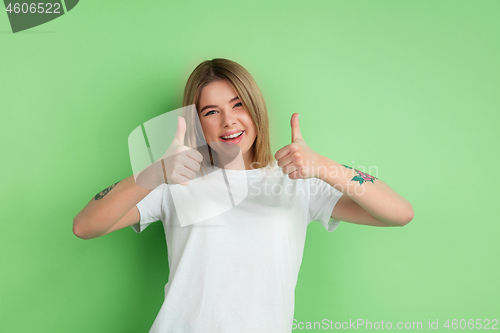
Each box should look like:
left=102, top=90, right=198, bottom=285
left=318, top=156, right=413, bottom=226
left=73, top=161, right=164, bottom=238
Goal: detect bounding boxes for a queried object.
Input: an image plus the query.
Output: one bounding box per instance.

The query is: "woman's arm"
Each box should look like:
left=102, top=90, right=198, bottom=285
left=275, top=113, right=413, bottom=227
left=73, top=161, right=164, bottom=239
left=317, top=157, right=413, bottom=226
left=74, top=117, right=205, bottom=239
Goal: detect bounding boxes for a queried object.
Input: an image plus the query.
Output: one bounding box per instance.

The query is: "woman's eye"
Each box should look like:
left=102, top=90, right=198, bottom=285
left=204, top=110, right=217, bottom=116
left=203, top=103, right=241, bottom=117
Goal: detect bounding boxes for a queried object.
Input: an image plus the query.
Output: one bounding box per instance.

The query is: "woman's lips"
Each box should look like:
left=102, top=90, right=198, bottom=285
left=220, top=130, right=244, bottom=144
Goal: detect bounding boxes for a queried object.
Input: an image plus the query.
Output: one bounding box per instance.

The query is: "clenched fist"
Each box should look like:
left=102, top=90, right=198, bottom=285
left=274, top=113, right=324, bottom=180
left=135, top=116, right=203, bottom=188
left=159, top=116, right=204, bottom=186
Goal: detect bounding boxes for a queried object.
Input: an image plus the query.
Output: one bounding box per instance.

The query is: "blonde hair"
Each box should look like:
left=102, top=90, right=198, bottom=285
left=181, top=58, right=274, bottom=176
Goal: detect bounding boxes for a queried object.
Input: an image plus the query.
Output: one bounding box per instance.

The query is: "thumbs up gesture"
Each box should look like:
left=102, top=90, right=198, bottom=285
left=274, top=113, right=324, bottom=180
left=158, top=116, right=204, bottom=186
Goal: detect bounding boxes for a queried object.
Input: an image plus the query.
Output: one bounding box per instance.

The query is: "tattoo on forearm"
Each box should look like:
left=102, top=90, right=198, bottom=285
left=342, top=164, right=377, bottom=185
left=94, top=181, right=120, bottom=200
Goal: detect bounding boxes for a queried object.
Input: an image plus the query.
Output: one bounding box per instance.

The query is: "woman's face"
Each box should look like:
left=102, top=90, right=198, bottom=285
left=197, top=80, right=257, bottom=169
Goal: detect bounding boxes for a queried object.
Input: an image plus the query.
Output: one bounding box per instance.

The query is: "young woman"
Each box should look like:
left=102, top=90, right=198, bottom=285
left=73, top=58, right=413, bottom=333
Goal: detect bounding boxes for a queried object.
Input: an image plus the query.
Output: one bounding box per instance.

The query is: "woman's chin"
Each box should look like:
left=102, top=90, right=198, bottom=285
left=209, top=142, right=242, bottom=159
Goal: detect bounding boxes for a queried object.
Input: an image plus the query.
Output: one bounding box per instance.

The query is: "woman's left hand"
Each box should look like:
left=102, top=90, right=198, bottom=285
left=275, top=113, right=325, bottom=180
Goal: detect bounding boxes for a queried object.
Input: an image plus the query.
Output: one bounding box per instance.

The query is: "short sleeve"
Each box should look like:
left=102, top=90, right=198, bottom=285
left=308, top=177, right=344, bottom=232
left=131, top=184, right=166, bottom=233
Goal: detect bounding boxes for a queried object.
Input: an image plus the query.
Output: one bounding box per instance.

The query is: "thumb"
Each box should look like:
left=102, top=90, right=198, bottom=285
left=173, top=116, right=186, bottom=145
left=291, top=113, right=302, bottom=142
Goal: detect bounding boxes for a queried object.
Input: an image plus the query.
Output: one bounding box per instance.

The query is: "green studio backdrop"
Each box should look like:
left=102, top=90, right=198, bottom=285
left=1, top=0, right=499, bottom=332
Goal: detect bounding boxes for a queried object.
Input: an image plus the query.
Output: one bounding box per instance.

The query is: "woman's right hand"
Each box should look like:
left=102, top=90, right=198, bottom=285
left=159, top=116, right=204, bottom=186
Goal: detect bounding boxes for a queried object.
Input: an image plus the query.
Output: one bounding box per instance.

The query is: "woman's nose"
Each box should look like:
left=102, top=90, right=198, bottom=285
left=221, top=109, right=236, bottom=127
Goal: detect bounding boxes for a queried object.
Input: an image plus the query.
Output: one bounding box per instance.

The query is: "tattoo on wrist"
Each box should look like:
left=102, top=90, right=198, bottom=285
left=94, top=181, right=120, bottom=200
left=342, top=164, right=377, bottom=185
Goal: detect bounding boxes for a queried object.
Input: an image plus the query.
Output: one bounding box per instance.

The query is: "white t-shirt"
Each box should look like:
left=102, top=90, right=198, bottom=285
left=132, top=160, right=344, bottom=333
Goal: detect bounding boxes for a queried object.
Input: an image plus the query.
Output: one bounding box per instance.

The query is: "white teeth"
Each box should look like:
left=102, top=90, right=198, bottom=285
left=222, top=131, right=243, bottom=139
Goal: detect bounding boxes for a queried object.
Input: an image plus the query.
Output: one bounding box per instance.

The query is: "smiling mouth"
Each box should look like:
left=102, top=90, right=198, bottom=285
left=220, top=131, right=244, bottom=140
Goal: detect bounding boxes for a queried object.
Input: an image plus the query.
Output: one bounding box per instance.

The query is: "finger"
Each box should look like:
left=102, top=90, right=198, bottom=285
left=186, top=148, right=204, bottom=164
left=178, top=176, right=191, bottom=186
left=181, top=154, right=202, bottom=173
left=166, top=168, right=191, bottom=186
left=288, top=170, right=301, bottom=180
left=291, top=113, right=302, bottom=142
left=276, top=153, right=294, bottom=169
left=282, top=163, right=299, bottom=176
left=177, top=165, right=197, bottom=180
left=173, top=116, right=186, bottom=145
left=274, top=145, right=291, bottom=161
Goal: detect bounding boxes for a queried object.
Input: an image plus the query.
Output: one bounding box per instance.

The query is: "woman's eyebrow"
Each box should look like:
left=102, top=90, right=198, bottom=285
left=199, top=96, right=239, bottom=113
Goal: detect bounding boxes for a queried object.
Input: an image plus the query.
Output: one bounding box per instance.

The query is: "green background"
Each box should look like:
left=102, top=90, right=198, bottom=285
left=1, top=0, right=499, bottom=332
